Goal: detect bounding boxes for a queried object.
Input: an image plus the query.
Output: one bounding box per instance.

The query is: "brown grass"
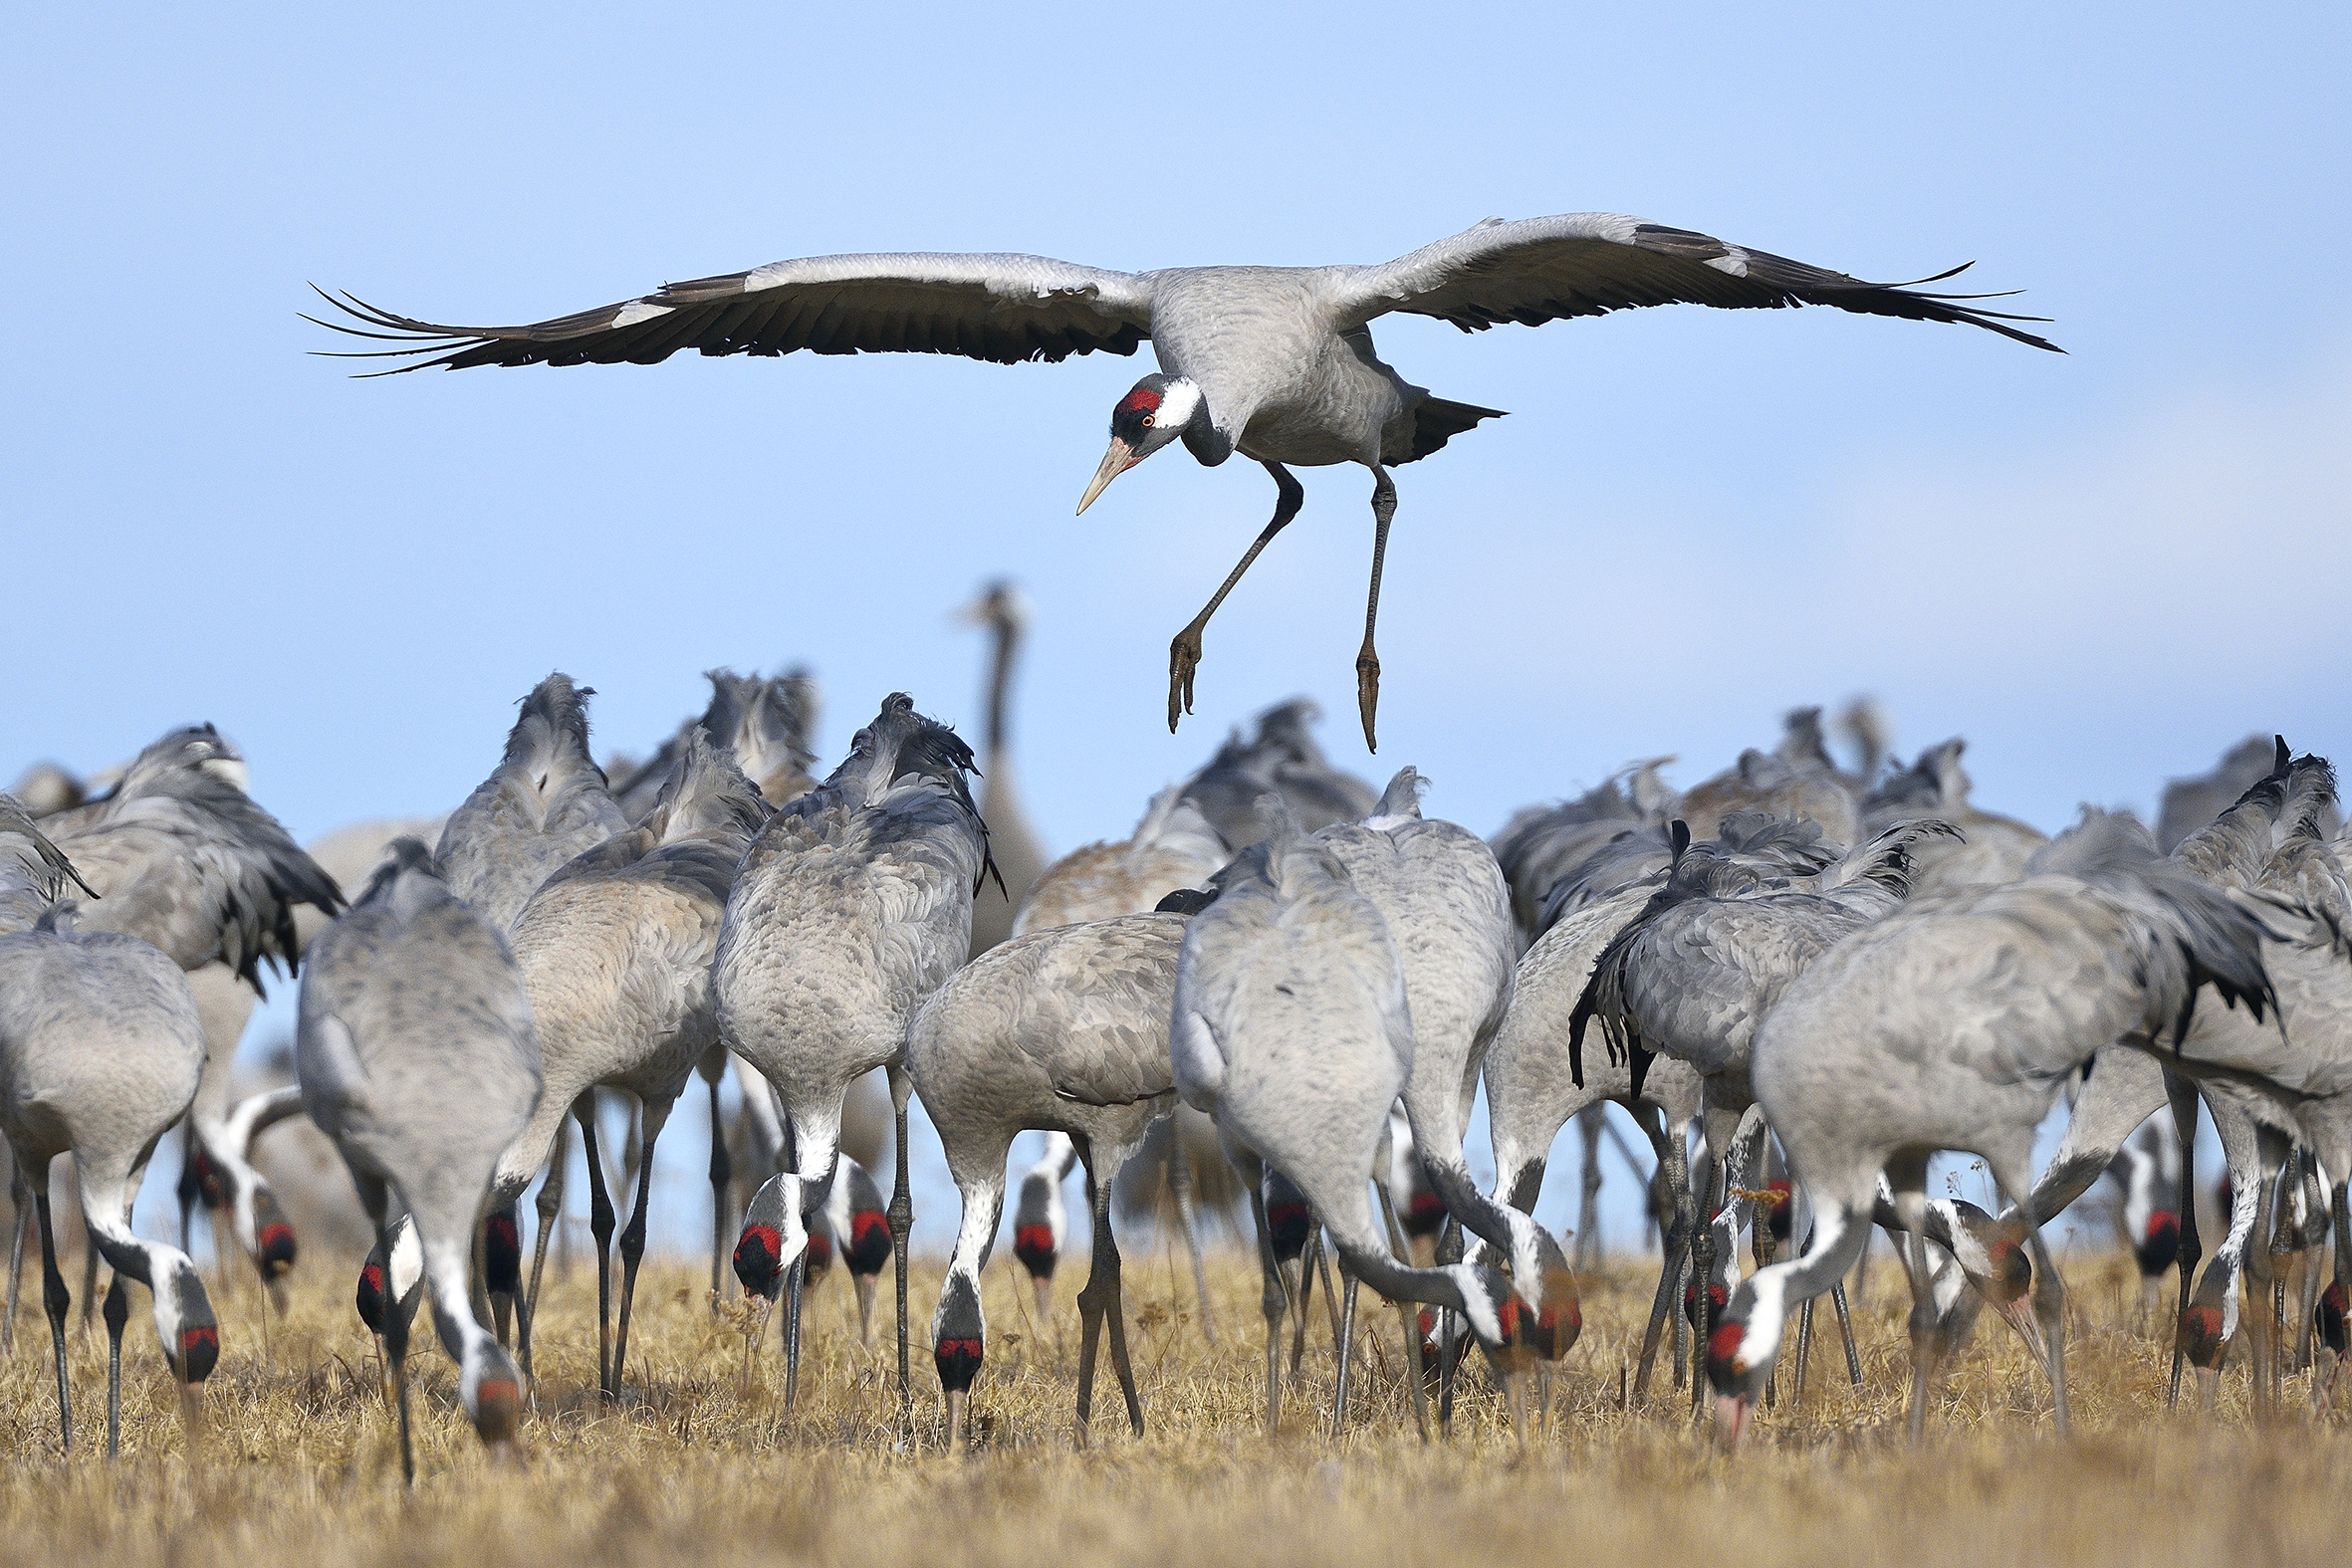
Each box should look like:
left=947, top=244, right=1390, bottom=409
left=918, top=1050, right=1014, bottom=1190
left=0, top=1238, right=2343, bottom=1568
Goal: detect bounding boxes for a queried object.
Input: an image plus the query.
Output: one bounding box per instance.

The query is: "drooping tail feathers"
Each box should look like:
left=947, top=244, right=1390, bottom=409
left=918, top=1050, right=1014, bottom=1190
left=2031, top=807, right=2276, bottom=1045
left=643, top=726, right=769, bottom=846
left=1370, top=767, right=1428, bottom=822
left=1400, top=394, right=1507, bottom=463
left=1825, top=818, right=1966, bottom=902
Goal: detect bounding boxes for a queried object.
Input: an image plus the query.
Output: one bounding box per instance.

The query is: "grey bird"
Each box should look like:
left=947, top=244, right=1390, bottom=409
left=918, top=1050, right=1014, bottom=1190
left=718, top=693, right=993, bottom=1415
left=1009, top=783, right=1228, bottom=1336
left=1315, top=769, right=1572, bottom=1324
left=1860, top=739, right=2047, bottom=893
left=1707, top=809, right=2277, bottom=1445
left=1171, top=808, right=1562, bottom=1441
left=30, top=729, right=341, bottom=1305
left=0, top=792, right=95, bottom=933
left=1182, top=699, right=1377, bottom=845
left=1489, top=758, right=1677, bottom=945
left=297, top=840, right=539, bottom=1480
left=436, top=673, right=630, bottom=933
left=2157, top=734, right=2342, bottom=852
left=905, top=911, right=1192, bottom=1448
left=492, top=727, right=767, bottom=1399
left=38, top=725, right=343, bottom=990
left=961, top=582, right=1051, bottom=959
left=611, top=667, right=821, bottom=821
left=0, top=900, right=220, bottom=1457
left=312, top=214, right=2056, bottom=746
left=1575, top=815, right=1961, bottom=1402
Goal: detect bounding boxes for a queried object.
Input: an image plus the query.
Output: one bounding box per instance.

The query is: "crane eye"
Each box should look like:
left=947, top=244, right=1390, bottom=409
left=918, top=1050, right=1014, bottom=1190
left=1140, top=414, right=1154, bottom=428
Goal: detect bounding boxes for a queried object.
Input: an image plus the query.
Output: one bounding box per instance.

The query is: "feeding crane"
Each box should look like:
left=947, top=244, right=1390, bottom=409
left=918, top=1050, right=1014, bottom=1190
left=315, top=214, right=2056, bottom=748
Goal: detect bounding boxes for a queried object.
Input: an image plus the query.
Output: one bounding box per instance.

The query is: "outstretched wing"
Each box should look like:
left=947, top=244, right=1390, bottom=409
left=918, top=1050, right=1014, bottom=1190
left=313, top=253, right=1156, bottom=372
left=1334, top=213, right=2060, bottom=351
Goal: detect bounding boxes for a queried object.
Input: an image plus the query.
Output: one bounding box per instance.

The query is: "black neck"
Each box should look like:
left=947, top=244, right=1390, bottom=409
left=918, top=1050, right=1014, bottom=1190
left=985, top=616, right=1018, bottom=758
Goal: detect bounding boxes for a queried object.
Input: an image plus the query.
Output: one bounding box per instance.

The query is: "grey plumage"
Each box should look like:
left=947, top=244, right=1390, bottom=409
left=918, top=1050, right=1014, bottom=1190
left=436, top=673, right=629, bottom=931
left=1861, top=738, right=2047, bottom=893
left=320, top=216, right=2053, bottom=746
left=717, top=693, right=989, bottom=1407
left=39, top=726, right=343, bottom=993
left=963, top=582, right=1051, bottom=958
left=1490, top=758, right=1677, bottom=943
left=1314, top=768, right=1563, bottom=1306
left=905, top=912, right=1191, bottom=1443
left=1, top=905, right=219, bottom=1453
left=612, top=667, right=821, bottom=820
left=0, top=793, right=94, bottom=933
left=2157, top=734, right=2342, bottom=852
left=1172, top=810, right=1555, bottom=1434
left=1708, top=807, right=2279, bottom=1440
left=1181, top=699, right=1377, bottom=849
left=491, top=727, right=767, bottom=1397
left=297, top=838, right=538, bottom=1463
left=1676, top=736, right=1860, bottom=849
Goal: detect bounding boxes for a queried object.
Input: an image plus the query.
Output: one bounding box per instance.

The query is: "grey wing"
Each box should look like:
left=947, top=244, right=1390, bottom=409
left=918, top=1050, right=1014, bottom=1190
left=1622, top=902, right=1838, bottom=1061
left=1333, top=212, right=2059, bottom=351
left=55, top=799, right=341, bottom=985
left=0, top=794, right=92, bottom=932
left=315, top=252, right=1156, bottom=371
left=1034, top=917, right=1186, bottom=1106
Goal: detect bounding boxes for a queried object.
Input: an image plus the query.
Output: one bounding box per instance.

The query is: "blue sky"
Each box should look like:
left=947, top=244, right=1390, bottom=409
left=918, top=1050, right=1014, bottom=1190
left=11, top=5, right=2348, bottom=1258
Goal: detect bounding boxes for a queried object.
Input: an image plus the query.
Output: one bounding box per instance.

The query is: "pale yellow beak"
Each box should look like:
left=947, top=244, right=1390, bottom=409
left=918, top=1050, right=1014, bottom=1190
left=1075, top=438, right=1138, bottom=516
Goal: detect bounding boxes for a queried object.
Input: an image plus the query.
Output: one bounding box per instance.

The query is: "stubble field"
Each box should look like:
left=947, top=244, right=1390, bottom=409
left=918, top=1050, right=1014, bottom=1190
left=0, top=1235, right=2343, bottom=1568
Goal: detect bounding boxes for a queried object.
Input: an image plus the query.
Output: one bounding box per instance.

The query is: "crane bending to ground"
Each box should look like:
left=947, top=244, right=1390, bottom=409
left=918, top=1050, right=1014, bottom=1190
left=315, top=214, right=2057, bottom=749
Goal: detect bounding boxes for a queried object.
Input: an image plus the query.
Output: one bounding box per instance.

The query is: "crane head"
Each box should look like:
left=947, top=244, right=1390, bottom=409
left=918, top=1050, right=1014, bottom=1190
left=1076, top=373, right=1202, bottom=514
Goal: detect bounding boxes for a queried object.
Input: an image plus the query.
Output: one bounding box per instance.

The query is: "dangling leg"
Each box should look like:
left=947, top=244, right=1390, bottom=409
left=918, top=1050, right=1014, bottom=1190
left=1354, top=466, right=1396, bottom=752
left=576, top=1099, right=617, bottom=1400
left=1165, top=1133, right=1216, bottom=1345
left=1168, top=461, right=1303, bottom=731
left=888, top=1067, right=916, bottom=1423
left=33, top=1178, right=71, bottom=1453
left=608, top=1099, right=670, bottom=1400
left=707, top=1071, right=732, bottom=1315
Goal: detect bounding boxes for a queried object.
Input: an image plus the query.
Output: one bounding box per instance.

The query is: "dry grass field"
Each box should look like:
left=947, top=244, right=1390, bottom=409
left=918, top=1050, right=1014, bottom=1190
left=1, top=1235, right=2344, bottom=1568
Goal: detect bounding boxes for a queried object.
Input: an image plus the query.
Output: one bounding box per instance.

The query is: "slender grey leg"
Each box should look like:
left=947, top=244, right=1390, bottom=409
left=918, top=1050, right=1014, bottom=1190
left=35, top=1189, right=71, bottom=1453
left=1374, top=1184, right=1430, bottom=1442
left=577, top=1102, right=617, bottom=1400
left=708, top=1073, right=732, bottom=1315
left=609, top=1116, right=662, bottom=1399
left=520, top=1116, right=571, bottom=1382
left=4, top=1167, right=27, bottom=1356
left=1166, top=1136, right=1216, bottom=1345
left=103, top=1270, right=127, bottom=1459
left=1354, top=466, right=1396, bottom=752
left=1168, top=461, right=1303, bottom=731
left=1332, top=1258, right=1360, bottom=1438
left=890, top=1086, right=914, bottom=1423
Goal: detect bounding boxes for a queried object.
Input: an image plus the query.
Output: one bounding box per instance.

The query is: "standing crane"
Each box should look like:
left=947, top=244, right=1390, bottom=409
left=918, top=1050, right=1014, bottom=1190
left=905, top=911, right=1192, bottom=1449
left=1171, top=810, right=1564, bottom=1441
left=318, top=214, right=2056, bottom=748
left=0, top=841, right=219, bottom=1456
left=963, top=581, right=1050, bottom=957
left=718, top=693, right=993, bottom=1416
left=1707, top=810, right=2278, bottom=1445
left=298, top=840, right=540, bottom=1481
left=495, top=729, right=767, bottom=1398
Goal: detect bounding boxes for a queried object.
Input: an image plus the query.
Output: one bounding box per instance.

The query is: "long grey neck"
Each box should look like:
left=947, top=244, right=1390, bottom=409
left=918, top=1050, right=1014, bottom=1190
left=985, top=616, right=1018, bottom=760
left=1180, top=394, right=1234, bottom=467
left=1317, top=1185, right=1468, bottom=1315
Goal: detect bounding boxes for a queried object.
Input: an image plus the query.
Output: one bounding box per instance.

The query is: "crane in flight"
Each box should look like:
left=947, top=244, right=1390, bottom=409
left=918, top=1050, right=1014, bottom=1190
left=315, top=213, right=2057, bottom=749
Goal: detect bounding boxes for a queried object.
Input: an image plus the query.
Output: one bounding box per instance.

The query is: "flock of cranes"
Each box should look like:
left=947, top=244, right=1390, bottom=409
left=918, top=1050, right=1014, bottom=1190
left=7, top=574, right=2348, bottom=1473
